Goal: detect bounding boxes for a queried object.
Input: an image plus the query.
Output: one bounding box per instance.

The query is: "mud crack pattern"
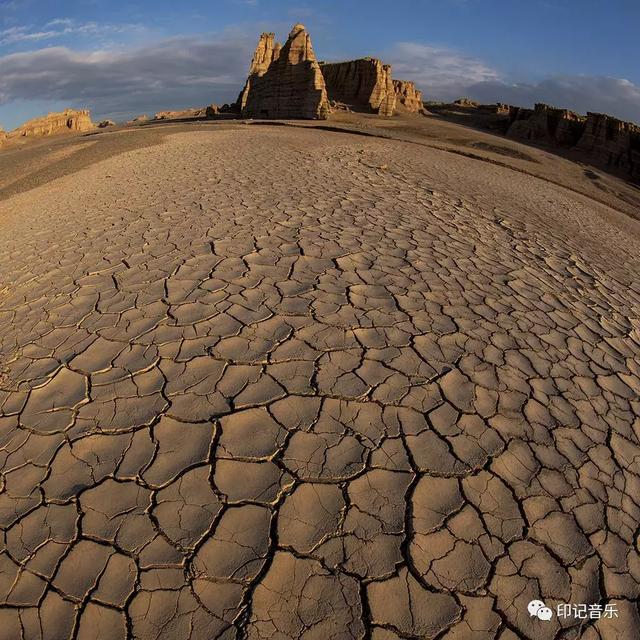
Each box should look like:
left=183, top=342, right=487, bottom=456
left=1, top=127, right=640, bottom=639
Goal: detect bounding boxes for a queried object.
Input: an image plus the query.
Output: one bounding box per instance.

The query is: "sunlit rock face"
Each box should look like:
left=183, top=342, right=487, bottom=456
left=239, top=24, right=330, bottom=120
left=10, top=109, right=95, bottom=138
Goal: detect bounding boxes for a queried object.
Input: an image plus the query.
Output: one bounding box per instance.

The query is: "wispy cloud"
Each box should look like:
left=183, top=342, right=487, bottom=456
left=0, top=19, right=145, bottom=47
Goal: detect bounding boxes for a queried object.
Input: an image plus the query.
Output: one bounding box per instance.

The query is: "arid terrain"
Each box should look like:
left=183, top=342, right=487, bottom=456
left=1, top=113, right=640, bottom=639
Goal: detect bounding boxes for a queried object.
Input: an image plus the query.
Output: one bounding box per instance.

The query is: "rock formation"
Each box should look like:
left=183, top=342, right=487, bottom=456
left=0, top=127, right=6, bottom=146
left=205, top=104, right=220, bottom=118
left=320, top=58, right=396, bottom=117
left=239, top=24, right=330, bottom=120
left=507, top=103, right=586, bottom=146
left=432, top=99, right=639, bottom=182
left=453, top=98, right=480, bottom=108
left=10, top=109, right=94, bottom=138
left=393, top=79, right=425, bottom=114
left=483, top=103, right=511, bottom=115
left=154, top=108, right=207, bottom=120
left=505, top=105, right=639, bottom=179
left=576, top=112, right=640, bottom=178
left=98, top=120, right=116, bottom=128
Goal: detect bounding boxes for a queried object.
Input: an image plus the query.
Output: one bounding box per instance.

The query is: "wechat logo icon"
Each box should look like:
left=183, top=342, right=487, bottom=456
left=528, top=600, right=553, bottom=621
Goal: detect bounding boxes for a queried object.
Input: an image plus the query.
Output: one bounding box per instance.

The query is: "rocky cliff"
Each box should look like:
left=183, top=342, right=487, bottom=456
left=0, top=128, right=6, bottom=146
left=576, top=112, right=640, bottom=178
left=10, top=109, right=94, bottom=138
left=320, top=58, right=396, bottom=117
left=505, top=105, right=639, bottom=179
left=507, top=103, right=586, bottom=146
left=431, top=99, right=639, bottom=182
left=393, top=79, right=424, bottom=113
left=240, top=24, right=330, bottom=120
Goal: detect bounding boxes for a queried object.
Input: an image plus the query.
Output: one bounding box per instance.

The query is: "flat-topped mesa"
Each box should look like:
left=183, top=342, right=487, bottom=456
left=11, top=109, right=94, bottom=138
left=393, top=79, right=425, bottom=113
left=240, top=24, right=330, bottom=120
left=577, top=112, right=640, bottom=178
left=320, top=58, right=396, bottom=117
left=507, top=103, right=586, bottom=146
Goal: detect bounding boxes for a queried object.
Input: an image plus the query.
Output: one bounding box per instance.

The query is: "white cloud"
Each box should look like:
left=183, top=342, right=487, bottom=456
left=388, top=42, right=500, bottom=97
left=0, top=32, right=255, bottom=122
left=387, top=41, right=640, bottom=124
left=0, top=19, right=146, bottom=46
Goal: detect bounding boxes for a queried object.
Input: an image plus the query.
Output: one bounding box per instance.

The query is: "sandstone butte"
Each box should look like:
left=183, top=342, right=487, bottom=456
left=8, top=109, right=94, bottom=138
left=238, top=24, right=426, bottom=120
left=320, top=58, right=397, bottom=116
left=239, top=24, right=330, bottom=120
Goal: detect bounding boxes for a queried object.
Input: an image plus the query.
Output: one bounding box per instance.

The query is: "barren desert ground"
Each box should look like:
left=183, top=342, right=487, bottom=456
left=1, top=116, right=640, bottom=639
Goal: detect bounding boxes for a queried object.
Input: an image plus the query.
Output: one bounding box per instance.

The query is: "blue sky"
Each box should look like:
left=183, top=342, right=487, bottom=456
left=1, top=0, right=638, bottom=129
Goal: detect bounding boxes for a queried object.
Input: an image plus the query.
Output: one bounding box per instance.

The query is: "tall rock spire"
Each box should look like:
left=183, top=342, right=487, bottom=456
left=239, top=24, right=330, bottom=120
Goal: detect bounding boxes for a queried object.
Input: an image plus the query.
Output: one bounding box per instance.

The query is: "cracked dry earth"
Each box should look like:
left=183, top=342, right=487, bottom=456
left=1, top=124, right=640, bottom=640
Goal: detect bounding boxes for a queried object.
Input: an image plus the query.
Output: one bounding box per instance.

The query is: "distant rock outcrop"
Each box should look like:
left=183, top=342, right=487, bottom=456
left=239, top=24, right=330, bottom=120
left=505, top=105, right=639, bottom=178
left=154, top=107, right=208, bottom=120
left=320, top=58, right=396, bottom=117
left=507, top=103, right=586, bottom=146
left=98, top=120, right=116, bottom=128
left=393, top=80, right=425, bottom=114
left=10, top=109, right=94, bottom=138
left=432, top=99, right=639, bottom=182
left=453, top=98, right=480, bottom=108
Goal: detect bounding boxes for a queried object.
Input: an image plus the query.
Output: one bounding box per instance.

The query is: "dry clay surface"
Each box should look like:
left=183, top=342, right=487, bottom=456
left=1, top=126, right=640, bottom=639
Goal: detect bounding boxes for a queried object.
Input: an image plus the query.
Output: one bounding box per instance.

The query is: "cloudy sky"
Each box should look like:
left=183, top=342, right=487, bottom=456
left=0, top=0, right=638, bottom=130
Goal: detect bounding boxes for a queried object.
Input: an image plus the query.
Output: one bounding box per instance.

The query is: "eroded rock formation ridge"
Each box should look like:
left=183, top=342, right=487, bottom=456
left=239, top=24, right=330, bottom=120
left=507, top=103, right=586, bottom=146
left=10, top=109, right=94, bottom=138
left=506, top=104, right=640, bottom=179
left=393, top=79, right=426, bottom=113
left=576, top=112, right=640, bottom=178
